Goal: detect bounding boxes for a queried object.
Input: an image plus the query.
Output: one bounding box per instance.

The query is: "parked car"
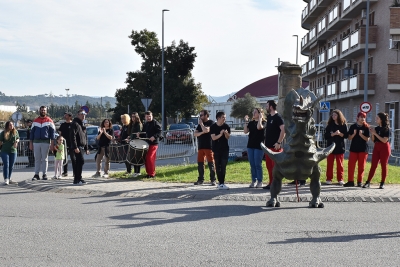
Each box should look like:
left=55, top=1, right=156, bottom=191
left=166, top=124, right=192, bottom=144
left=113, top=124, right=121, bottom=140
left=87, top=126, right=100, bottom=150
left=179, top=121, right=195, bottom=129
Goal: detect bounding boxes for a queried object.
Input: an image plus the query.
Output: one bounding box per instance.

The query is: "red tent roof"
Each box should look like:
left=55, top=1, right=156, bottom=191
left=233, top=74, right=309, bottom=99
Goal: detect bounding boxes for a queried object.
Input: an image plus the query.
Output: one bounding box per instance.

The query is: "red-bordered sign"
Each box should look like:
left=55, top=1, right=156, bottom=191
left=360, top=102, right=372, bottom=113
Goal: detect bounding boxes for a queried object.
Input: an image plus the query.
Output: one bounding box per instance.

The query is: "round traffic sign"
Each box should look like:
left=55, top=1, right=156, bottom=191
left=360, top=102, right=372, bottom=113
left=81, top=106, right=90, bottom=114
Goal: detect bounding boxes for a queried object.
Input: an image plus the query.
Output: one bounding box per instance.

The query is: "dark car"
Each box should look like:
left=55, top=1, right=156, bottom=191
left=166, top=124, right=192, bottom=144
left=113, top=124, right=121, bottom=140
left=87, top=126, right=100, bottom=150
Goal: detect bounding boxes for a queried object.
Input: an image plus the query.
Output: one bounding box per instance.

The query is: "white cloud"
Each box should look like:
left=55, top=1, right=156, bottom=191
left=0, top=0, right=308, bottom=97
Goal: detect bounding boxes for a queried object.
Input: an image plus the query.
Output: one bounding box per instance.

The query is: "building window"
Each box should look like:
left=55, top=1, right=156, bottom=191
left=369, top=11, right=375, bottom=26
left=368, top=57, right=373, bottom=73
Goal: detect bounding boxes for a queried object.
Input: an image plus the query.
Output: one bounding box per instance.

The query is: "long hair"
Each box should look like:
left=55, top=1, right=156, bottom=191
left=377, top=112, right=389, bottom=130
left=120, top=114, right=130, bottom=126
left=327, top=109, right=347, bottom=126
left=356, top=112, right=369, bottom=128
left=4, top=121, right=16, bottom=140
left=252, top=107, right=266, bottom=121
left=100, top=119, right=112, bottom=129
left=131, top=112, right=142, bottom=126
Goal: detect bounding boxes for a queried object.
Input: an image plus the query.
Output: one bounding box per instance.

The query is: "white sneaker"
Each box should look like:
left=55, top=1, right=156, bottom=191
left=325, top=180, right=332, bottom=185
left=339, top=180, right=344, bottom=186
left=249, top=181, right=256, bottom=188
left=52, top=176, right=57, bottom=179
left=131, top=173, right=139, bottom=178
left=4, top=179, right=9, bottom=185
left=102, top=173, right=109, bottom=178
left=256, top=181, right=263, bottom=188
left=218, top=184, right=229, bottom=190
left=57, top=176, right=61, bottom=179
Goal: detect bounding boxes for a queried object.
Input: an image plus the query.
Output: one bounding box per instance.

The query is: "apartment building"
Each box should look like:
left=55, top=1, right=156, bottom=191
left=300, top=0, right=400, bottom=129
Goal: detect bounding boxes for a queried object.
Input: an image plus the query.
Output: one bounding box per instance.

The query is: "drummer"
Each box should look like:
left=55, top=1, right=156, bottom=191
left=129, top=112, right=143, bottom=177
left=120, top=114, right=132, bottom=175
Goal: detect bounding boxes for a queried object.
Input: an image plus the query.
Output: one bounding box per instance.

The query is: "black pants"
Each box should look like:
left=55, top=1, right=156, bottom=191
left=71, top=148, right=84, bottom=183
left=214, top=150, right=229, bottom=185
left=125, top=162, right=141, bottom=174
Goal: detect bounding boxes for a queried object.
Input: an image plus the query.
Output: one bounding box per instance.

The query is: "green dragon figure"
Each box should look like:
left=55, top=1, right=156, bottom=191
left=261, top=88, right=335, bottom=208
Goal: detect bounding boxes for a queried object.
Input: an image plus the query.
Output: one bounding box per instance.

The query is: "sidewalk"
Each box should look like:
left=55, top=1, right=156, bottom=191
left=9, top=170, right=400, bottom=203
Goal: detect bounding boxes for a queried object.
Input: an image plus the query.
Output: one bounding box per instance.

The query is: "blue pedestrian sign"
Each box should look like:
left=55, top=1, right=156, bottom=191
left=320, top=101, right=330, bottom=113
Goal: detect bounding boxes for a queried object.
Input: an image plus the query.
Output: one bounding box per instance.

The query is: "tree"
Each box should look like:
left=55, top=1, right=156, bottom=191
left=112, top=29, right=208, bottom=123
left=230, top=93, right=260, bottom=119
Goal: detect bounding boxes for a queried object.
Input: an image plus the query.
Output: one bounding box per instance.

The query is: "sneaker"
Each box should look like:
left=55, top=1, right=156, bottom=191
left=131, top=173, right=139, bottom=178
left=379, top=182, right=385, bottom=189
left=52, top=176, right=58, bottom=180
left=80, top=180, right=87, bottom=185
left=249, top=181, right=256, bottom=188
left=57, top=176, right=61, bottom=179
left=102, top=173, right=109, bottom=178
left=325, top=180, right=332, bottom=185
left=211, top=180, right=216, bottom=186
left=362, top=181, right=370, bottom=188
left=9, top=180, right=18, bottom=184
left=32, top=174, right=40, bottom=181
left=218, top=184, right=229, bottom=190
left=194, top=180, right=204, bottom=185
left=343, top=181, right=354, bottom=187
left=62, top=173, right=68, bottom=177
left=339, top=180, right=345, bottom=186
left=92, top=172, right=101, bottom=178
left=256, top=181, right=263, bottom=188
left=42, top=174, right=48, bottom=180
left=299, top=180, right=306, bottom=186
left=4, top=179, right=9, bottom=185
left=263, top=184, right=271, bottom=190
left=357, top=182, right=362, bottom=187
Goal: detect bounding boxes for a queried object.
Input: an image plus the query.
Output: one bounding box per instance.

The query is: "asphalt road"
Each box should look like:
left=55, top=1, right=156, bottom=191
left=1, top=186, right=400, bottom=266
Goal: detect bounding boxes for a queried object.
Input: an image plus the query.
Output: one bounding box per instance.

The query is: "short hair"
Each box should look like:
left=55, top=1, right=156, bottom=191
left=216, top=111, right=225, bottom=120
left=267, top=100, right=277, bottom=110
left=120, top=114, right=131, bottom=125
left=144, top=111, right=152, bottom=116
left=200, top=110, right=209, bottom=117
left=77, top=109, right=86, bottom=115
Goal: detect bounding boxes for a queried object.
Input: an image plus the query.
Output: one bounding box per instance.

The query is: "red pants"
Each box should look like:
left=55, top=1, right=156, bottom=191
left=145, top=145, right=158, bottom=176
left=367, top=142, right=391, bottom=183
left=347, top=151, right=368, bottom=183
left=326, top=153, right=344, bottom=182
left=265, top=147, right=283, bottom=185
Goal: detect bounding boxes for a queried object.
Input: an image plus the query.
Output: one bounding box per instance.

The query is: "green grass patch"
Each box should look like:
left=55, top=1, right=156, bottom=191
left=110, top=159, right=400, bottom=184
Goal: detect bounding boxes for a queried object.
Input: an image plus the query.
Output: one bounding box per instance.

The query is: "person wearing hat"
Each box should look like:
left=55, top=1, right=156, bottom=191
left=26, top=119, right=35, bottom=167
left=58, top=111, right=73, bottom=177
left=70, top=109, right=90, bottom=185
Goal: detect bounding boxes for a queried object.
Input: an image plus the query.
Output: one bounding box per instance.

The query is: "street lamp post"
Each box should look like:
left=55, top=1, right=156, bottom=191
left=363, top=0, right=370, bottom=102
left=65, top=88, right=70, bottom=111
left=292, top=35, right=299, bottom=65
left=161, top=9, right=170, bottom=132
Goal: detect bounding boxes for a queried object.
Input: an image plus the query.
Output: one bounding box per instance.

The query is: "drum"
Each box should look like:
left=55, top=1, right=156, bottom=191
left=109, top=143, right=128, bottom=163
left=127, top=139, right=149, bottom=166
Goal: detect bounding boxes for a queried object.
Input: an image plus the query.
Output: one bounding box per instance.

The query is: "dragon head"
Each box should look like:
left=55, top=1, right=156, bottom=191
left=284, top=88, right=322, bottom=125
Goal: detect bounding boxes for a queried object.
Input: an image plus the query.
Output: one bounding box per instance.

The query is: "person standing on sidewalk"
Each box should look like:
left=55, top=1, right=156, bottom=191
left=0, top=121, right=19, bottom=185
left=344, top=112, right=370, bottom=187
left=52, top=136, right=65, bottom=179
left=25, top=119, right=35, bottom=168
left=263, top=100, right=285, bottom=190
left=138, top=111, right=162, bottom=178
left=29, top=106, right=56, bottom=181
left=193, top=110, right=216, bottom=186
left=93, top=119, right=114, bottom=178
left=70, top=109, right=90, bottom=185
left=363, top=112, right=391, bottom=189
left=244, top=108, right=266, bottom=188
left=324, top=109, right=348, bottom=186
left=210, top=111, right=230, bottom=190
left=129, top=112, right=143, bottom=177
left=120, top=114, right=132, bottom=175
left=58, top=112, right=73, bottom=177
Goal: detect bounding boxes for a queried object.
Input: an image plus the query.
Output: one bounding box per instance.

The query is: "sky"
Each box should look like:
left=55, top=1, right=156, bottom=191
left=0, top=0, right=308, bottom=98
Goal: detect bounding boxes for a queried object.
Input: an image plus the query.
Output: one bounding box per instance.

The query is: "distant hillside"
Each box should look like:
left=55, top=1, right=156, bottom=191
left=0, top=93, right=116, bottom=109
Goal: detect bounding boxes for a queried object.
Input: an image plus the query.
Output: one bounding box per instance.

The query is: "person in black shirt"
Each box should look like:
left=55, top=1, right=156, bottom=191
left=58, top=111, right=73, bottom=176
left=120, top=114, right=132, bottom=174
left=344, top=112, right=370, bottom=187
left=26, top=119, right=35, bottom=167
left=93, top=119, right=114, bottom=178
left=129, top=112, right=143, bottom=177
left=244, top=108, right=266, bottom=188
left=210, top=111, right=230, bottom=190
left=364, top=112, right=391, bottom=189
left=194, top=110, right=216, bottom=185
left=324, top=109, right=348, bottom=185
left=70, top=109, right=89, bottom=185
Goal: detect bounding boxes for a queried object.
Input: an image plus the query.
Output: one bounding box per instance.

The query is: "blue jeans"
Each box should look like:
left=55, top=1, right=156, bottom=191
left=1, top=152, right=17, bottom=180
left=247, top=148, right=264, bottom=182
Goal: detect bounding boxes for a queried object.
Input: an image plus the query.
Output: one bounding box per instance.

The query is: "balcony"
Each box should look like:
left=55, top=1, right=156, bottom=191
left=316, top=51, right=326, bottom=70
left=302, top=0, right=331, bottom=29
left=327, top=4, right=352, bottom=31
left=341, top=0, right=378, bottom=20
left=388, top=64, right=400, bottom=91
left=390, top=7, right=400, bottom=35
left=340, top=26, right=377, bottom=60
left=336, top=74, right=376, bottom=100
left=301, top=58, right=317, bottom=80
left=315, top=86, right=325, bottom=98
left=301, top=27, right=317, bottom=55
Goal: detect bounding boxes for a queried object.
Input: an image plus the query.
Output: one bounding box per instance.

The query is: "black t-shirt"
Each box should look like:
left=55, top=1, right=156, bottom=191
left=59, top=122, right=72, bottom=146
left=196, top=119, right=214, bottom=149
left=348, top=123, right=370, bottom=153
left=324, top=123, right=348, bottom=154
left=247, top=120, right=267, bottom=149
left=210, top=123, right=231, bottom=152
left=98, top=128, right=114, bottom=147
left=373, top=126, right=390, bottom=143
left=264, top=113, right=284, bottom=148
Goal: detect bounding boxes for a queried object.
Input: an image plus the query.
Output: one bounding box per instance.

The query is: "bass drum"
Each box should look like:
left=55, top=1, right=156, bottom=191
left=109, top=143, right=128, bottom=163
left=127, top=139, right=149, bottom=166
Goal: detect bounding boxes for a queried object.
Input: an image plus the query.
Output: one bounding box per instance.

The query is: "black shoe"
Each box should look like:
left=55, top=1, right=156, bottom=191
left=80, top=180, right=87, bottom=185
left=42, top=174, right=48, bottom=180
left=145, top=175, right=155, bottom=178
left=379, top=182, right=385, bottom=189
left=362, top=181, right=370, bottom=188
left=357, top=182, right=362, bottom=187
left=299, top=180, right=306, bottom=186
left=194, top=180, right=204, bottom=185
left=62, top=173, right=68, bottom=177
left=32, top=174, right=40, bottom=181
left=343, top=181, right=354, bottom=187
left=263, top=184, right=271, bottom=190
left=211, top=180, right=216, bottom=186
left=288, top=180, right=297, bottom=185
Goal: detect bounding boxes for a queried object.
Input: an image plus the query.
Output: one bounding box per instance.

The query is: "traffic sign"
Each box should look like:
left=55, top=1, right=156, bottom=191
left=320, top=101, right=330, bottom=113
left=360, top=102, right=372, bottom=113
left=81, top=106, right=90, bottom=114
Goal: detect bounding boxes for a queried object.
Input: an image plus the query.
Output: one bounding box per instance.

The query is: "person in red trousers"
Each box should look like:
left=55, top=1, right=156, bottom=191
left=324, top=109, right=348, bottom=185
left=344, top=112, right=370, bottom=187
left=363, top=112, right=391, bottom=189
